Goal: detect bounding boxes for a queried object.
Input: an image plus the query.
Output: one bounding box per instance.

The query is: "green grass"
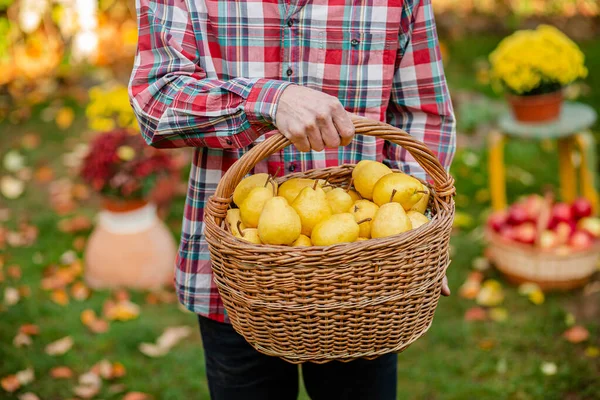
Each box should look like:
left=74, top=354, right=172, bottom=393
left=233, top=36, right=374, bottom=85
left=1, top=34, right=599, bottom=399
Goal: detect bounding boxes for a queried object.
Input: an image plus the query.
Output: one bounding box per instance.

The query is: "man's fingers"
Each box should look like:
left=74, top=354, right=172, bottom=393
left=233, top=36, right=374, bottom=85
left=305, top=121, right=325, bottom=152
left=332, top=107, right=355, bottom=146
left=441, top=276, right=451, bottom=297
left=317, top=116, right=341, bottom=149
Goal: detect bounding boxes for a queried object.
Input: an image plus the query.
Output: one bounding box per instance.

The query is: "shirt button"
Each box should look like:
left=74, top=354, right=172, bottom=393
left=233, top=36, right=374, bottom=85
left=287, top=19, right=294, bottom=27
left=286, top=67, right=293, bottom=76
left=226, top=139, right=233, bottom=145
left=288, top=164, right=296, bottom=172
left=351, top=38, right=360, bottom=46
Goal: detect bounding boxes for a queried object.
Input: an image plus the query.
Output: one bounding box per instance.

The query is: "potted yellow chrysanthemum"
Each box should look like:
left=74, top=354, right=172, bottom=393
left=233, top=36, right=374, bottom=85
left=489, top=25, right=588, bottom=123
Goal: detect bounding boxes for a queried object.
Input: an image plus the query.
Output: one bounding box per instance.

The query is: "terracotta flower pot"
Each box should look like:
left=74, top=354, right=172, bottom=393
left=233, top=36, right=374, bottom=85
left=507, top=91, right=563, bottom=123
left=84, top=199, right=177, bottom=290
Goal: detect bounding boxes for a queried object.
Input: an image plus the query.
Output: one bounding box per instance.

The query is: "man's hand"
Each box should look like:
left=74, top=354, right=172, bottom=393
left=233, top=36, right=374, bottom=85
left=441, top=276, right=451, bottom=296
left=275, top=85, right=355, bottom=152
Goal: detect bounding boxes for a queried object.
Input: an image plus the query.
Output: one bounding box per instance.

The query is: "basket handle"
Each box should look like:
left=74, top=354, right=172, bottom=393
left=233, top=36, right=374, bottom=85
left=214, top=115, right=456, bottom=204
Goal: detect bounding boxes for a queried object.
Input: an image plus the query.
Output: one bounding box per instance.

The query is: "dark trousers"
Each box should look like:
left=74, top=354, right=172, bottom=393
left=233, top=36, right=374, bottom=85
left=199, top=315, right=397, bottom=400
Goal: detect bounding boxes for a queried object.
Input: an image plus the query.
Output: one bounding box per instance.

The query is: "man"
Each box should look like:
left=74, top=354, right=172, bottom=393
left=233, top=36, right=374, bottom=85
left=129, top=0, right=455, bottom=398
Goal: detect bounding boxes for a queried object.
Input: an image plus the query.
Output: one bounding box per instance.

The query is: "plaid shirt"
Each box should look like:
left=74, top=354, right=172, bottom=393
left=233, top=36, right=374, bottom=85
left=129, top=0, right=455, bottom=322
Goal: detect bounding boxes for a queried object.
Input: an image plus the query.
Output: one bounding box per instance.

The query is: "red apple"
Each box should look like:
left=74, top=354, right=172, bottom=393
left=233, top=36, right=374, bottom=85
left=539, top=230, right=559, bottom=250
left=549, top=203, right=574, bottom=227
left=577, top=217, right=600, bottom=238
left=523, top=194, right=544, bottom=220
left=498, top=225, right=516, bottom=242
left=553, top=221, right=576, bottom=245
left=569, top=230, right=594, bottom=251
left=571, top=198, right=593, bottom=220
left=487, top=211, right=508, bottom=232
left=513, top=222, right=537, bottom=245
left=507, top=204, right=530, bottom=226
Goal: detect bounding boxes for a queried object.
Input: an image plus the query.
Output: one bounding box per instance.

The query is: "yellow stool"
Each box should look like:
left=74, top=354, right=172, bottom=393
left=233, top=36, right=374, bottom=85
left=489, top=102, right=598, bottom=211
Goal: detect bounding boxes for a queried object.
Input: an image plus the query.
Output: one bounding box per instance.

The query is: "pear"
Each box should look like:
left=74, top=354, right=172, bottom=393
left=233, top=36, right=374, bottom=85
left=292, top=234, right=312, bottom=247
left=356, top=237, right=368, bottom=242
left=326, top=188, right=354, bottom=214
left=311, top=213, right=360, bottom=246
left=407, top=210, right=429, bottom=230
left=240, top=186, right=274, bottom=228
left=347, top=189, right=362, bottom=203
left=371, top=191, right=412, bottom=238
left=292, top=184, right=332, bottom=236
left=372, top=172, right=424, bottom=209
left=353, top=160, right=375, bottom=178
left=278, top=178, right=318, bottom=204
left=239, top=228, right=262, bottom=244
left=258, top=197, right=301, bottom=245
left=349, top=200, right=379, bottom=238
left=226, top=209, right=245, bottom=237
left=233, top=173, right=277, bottom=206
left=410, top=185, right=430, bottom=214
left=352, top=161, right=392, bottom=200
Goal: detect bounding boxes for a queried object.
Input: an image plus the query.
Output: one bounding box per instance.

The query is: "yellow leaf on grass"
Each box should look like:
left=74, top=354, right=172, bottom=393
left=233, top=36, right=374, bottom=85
left=51, top=289, right=69, bottom=306
left=528, top=290, right=545, bottom=305
left=104, top=300, right=140, bottom=321
left=71, top=282, right=90, bottom=301
left=585, top=346, right=599, bottom=358
left=45, top=336, right=73, bottom=356
left=55, top=107, right=75, bottom=130
left=476, top=280, right=504, bottom=307
left=489, top=307, right=508, bottom=323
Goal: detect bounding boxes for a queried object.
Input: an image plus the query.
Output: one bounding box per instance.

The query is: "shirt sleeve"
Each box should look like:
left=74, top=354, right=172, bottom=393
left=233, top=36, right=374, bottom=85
left=128, top=0, right=292, bottom=149
left=384, top=0, right=456, bottom=180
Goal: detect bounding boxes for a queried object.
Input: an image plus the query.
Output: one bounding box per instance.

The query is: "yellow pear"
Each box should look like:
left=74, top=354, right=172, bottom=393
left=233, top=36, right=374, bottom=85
left=372, top=172, right=424, bottom=209
left=233, top=173, right=277, bottom=206
left=257, top=197, right=301, bottom=245
left=371, top=198, right=412, bottom=239
left=410, top=185, right=430, bottom=213
left=311, top=213, right=359, bottom=246
left=349, top=200, right=379, bottom=238
left=347, top=189, right=362, bottom=203
left=278, top=178, right=317, bottom=204
left=226, top=208, right=245, bottom=237
left=318, top=179, right=333, bottom=193
left=292, top=234, right=312, bottom=247
left=352, top=161, right=392, bottom=200
left=291, top=184, right=332, bottom=236
left=356, top=237, right=368, bottom=242
left=353, top=160, right=376, bottom=178
left=326, top=188, right=354, bottom=214
left=407, top=211, right=429, bottom=230
left=239, top=228, right=262, bottom=244
left=240, top=186, right=274, bottom=228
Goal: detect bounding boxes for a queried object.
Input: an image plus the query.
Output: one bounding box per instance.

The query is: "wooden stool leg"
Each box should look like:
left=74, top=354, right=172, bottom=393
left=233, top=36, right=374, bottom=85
left=489, top=130, right=507, bottom=211
left=574, top=132, right=599, bottom=214
left=558, top=137, right=578, bottom=204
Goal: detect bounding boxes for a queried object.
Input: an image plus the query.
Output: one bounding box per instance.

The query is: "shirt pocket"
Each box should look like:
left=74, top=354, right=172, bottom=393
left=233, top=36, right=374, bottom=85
left=319, top=29, right=398, bottom=117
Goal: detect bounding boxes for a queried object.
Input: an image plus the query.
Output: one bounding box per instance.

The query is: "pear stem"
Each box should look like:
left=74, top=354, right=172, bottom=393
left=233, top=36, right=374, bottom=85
left=237, top=221, right=245, bottom=237
left=356, top=218, right=372, bottom=224
left=346, top=178, right=354, bottom=193
left=312, top=179, right=319, bottom=190
left=389, top=189, right=397, bottom=204
left=265, top=166, right=282, bottom=188
left=354, top=205, right=359, bottom=213
left=415, top=190, right=428, bottom=195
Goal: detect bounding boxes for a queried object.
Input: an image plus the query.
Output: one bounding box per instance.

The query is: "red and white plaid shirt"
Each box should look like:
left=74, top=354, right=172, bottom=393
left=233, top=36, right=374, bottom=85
left=129, top=0, right=455, bottom=322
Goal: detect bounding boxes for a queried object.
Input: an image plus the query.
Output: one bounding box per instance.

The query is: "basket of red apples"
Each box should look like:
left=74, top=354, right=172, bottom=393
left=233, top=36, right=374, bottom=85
left=485, top=194, right=600, bottom=290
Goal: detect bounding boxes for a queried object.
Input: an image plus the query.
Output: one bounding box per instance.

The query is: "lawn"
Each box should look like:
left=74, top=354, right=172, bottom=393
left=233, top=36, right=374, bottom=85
left=1, top=34, right=599, bottom=399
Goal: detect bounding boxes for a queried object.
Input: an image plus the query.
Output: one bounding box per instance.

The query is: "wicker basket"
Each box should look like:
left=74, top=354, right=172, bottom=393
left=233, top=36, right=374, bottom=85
left=204, top=117, right=456, bottom=364
left=486, top=228, right=600, bottom=290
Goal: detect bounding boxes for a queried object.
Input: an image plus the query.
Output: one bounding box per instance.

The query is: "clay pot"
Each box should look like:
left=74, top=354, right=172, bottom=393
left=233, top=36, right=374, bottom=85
left=84, top=199, right=176, bottom=290
left=507, top=91, right=563, bottom=123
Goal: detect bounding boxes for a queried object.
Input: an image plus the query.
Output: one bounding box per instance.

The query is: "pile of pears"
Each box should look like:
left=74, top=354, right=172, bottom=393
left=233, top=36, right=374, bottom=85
left=226, top=161, right=431, bottom=247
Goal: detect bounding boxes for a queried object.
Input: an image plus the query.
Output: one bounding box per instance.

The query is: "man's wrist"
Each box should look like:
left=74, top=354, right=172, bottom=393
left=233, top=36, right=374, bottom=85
left=245, top=79, right=293, bottom=128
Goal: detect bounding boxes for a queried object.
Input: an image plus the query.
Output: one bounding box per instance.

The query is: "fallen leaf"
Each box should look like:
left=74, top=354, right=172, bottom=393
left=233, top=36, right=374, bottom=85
left=73, top=236, right=87, bottom=251
left=114, top=289, right=130, bottom=302
left=49, top=366, right=74, bottom=379
left=21, top=133, right=41, bottom=149
left=4, top=287, right=20, bottom=306
left=472, top=257, right=490, bottom=271
left=123, top=392, right=151, bottom=400
left=112, top=362, right=126, bottom=378
left=19, top=324, right=39, bottom=335
left=45, top=336, right=74, bottom=356
left=92, top=360, right=113, bottom=379
left=518, top=282, right=541, bottom=295
left=55, top=107, right=75, bottom=130
left=104, top=300, right=140, bottom=321
left=71, top=282, right=90, bottom=301
left=18, top=392, right=40, bottom=400
left=156, top=326, right=192, bottom=349
left=88, top=319, right=109, bottom=334
left=563, top=326, right=589, bottom=343
left=464, top=307, right=487, bottom=321
left=73, top=372, right=101, bottom=399
left=477, top=339, right=496, bottom=350
left=16, top=368, right=34, bottom=385
left=476, top=280, right=504, bottom=307
left=489, top=307, right=508, bottom=323
left=34, top=166, right=54, bottom=183
left=108, top=383, right=126, bottom=394
left=72, top=184, right=90, bottom=201
left=18, top=285, right=31, bottom=297
left=584, top=346, right=599, bottom=358
left=138, top=343, right=168, bottom=358
left=1, top=176, right=25, bottom=199
left=145, top=292, right=160, bottom=305
left=13, top=332, right=32, bottom=347
left=528, top=290, right=545, bottom=305
left=540, top=362, right=557, bottom=376
left=1, top=375, right=20, bottom=392
left=459, top=280, right=480, bottom=299
left=3, top=151, right=26, bottom=172
left=60, top=250, right=77, bottom=265
left=7, top=265, right=21, bottom=280
left=58, top=216, right=92, bottom=234
left=81, top=309, right=97, bottom=325
left=51, top=289, right=69, bottom=306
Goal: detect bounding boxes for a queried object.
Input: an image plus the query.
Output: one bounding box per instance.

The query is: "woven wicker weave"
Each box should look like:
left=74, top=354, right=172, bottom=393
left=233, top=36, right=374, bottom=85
left=204, top=117, right=456, bottom=364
